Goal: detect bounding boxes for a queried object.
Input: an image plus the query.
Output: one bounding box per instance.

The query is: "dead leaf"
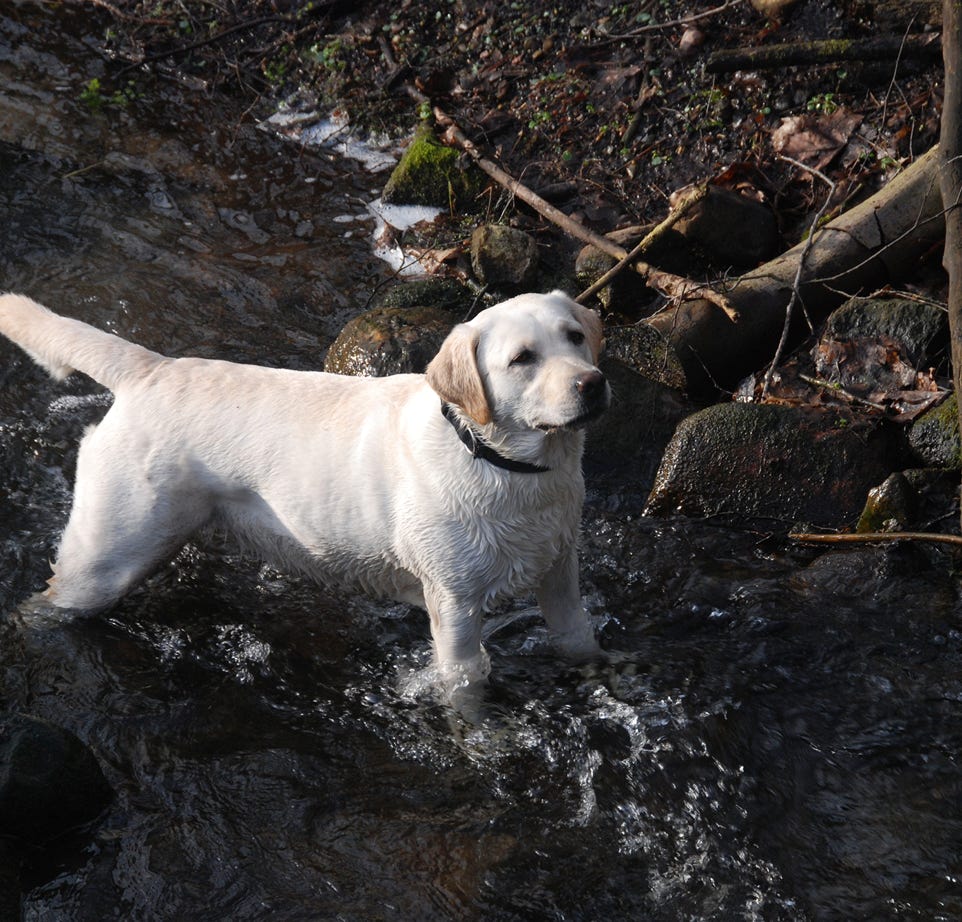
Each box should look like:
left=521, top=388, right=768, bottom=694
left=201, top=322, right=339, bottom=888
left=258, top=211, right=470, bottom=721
left=771, top=109, right=863, bottom=171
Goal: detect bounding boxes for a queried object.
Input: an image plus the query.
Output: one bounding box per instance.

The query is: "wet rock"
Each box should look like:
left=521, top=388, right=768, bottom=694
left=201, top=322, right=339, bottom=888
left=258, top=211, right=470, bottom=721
left=604, top=323, right=688, bottom=391
left=382, top=124, right=485, bottom=209
left=645, top=402, right=907, bottom=527
left=470, top=224, right=540, bottom=291
left=671, top=186, right=778, bottom=268
left=0, top=714, right=111, bottom=846
left=908, top=393, right=961, bottom=469
left=814, top=296, right=949, bottom=393
left=584, top=357, right=693, bottom=499
left=324, top=305, right=456, bottom=376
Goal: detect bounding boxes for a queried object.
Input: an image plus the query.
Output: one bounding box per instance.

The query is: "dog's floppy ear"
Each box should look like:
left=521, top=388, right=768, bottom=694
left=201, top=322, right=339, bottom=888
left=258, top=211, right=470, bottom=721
left=569, top=301, right=605, bottom=363
left=426, top=323, right=492, bottom=425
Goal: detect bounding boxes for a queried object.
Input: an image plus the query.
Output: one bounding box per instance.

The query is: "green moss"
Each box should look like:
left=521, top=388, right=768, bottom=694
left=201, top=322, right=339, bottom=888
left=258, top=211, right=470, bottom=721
left=381, top=123, right=486, bottom=209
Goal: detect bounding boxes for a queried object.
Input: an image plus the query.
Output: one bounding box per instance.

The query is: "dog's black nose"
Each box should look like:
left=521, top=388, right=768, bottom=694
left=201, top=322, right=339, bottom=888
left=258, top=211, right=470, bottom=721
left=576, top=369, right=607, bottom=401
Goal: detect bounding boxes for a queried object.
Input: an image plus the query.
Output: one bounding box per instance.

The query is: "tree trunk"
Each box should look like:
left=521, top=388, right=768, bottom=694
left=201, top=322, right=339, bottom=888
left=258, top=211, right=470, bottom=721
left=645, top=146, right=945, bottom=395
left=940, top=0, right=962, bottom=530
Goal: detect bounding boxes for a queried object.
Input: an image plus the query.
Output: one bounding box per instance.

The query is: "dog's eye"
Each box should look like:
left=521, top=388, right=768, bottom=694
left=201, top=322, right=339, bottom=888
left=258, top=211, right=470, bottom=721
left=567, top=329, right=585, bottom=346
left=510, top=348, right=536, bottom=366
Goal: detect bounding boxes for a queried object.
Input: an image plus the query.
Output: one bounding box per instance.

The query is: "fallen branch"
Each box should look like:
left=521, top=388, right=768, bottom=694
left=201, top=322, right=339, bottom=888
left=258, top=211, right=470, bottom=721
left=645, top=146, right=945, bottom=394
left=791, top=530, right=962, bottom=548
left=707, top=35, right=941, bottom=74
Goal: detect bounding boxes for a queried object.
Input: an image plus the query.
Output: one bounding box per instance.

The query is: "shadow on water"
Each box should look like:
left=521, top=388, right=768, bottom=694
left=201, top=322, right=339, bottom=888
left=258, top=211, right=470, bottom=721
left=2, top=5, right=962, bottom=921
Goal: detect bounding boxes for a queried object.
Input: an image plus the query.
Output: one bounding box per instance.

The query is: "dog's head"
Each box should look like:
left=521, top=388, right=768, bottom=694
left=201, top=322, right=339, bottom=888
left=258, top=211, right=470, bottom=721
left=426, top=291, right=609, bottom=433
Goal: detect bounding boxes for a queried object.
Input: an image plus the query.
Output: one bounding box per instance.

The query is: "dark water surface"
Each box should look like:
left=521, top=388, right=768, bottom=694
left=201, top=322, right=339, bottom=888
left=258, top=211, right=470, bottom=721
left=2, top=6, right=962, bottom=920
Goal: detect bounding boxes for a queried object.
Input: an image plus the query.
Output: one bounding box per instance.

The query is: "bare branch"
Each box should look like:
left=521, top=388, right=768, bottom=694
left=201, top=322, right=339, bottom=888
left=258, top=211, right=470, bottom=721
left=760, top=155, right=837, bottom=399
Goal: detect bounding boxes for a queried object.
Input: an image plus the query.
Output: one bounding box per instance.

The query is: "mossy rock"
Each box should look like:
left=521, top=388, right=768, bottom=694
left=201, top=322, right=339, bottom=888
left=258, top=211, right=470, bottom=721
left=324, top=305, right=456, bottom=377
left=856, top=467, right=960, bottom=533
left=855, top=471, right=915, bottom=532
left=908, top=393, right=961, bottom=469
left=382, top=124, right=486, bottom=209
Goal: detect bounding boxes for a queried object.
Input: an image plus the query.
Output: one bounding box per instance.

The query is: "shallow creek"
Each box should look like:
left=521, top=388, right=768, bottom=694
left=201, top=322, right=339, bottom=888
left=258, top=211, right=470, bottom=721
left=1, top=6, right=962, bottom=921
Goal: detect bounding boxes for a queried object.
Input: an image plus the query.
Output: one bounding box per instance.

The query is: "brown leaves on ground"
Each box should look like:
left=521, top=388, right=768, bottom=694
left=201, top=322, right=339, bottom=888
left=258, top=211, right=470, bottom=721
left=741, top=334, right=950, bottom=422
left=771, top=108, right=863, bottom=171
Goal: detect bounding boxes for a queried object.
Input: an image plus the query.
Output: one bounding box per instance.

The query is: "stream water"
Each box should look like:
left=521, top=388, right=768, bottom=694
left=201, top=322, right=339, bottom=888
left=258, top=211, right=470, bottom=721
left=2, top=6, right=962, bottom=921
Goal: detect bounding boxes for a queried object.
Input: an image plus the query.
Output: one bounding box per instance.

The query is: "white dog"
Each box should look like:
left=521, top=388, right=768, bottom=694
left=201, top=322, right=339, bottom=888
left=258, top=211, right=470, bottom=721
left=0, top=291, right=609, bottom=684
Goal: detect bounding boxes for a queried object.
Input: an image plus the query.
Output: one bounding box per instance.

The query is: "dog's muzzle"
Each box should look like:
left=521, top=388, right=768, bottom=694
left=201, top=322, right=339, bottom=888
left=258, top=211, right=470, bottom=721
left=538, top=369, right=610, bottom=432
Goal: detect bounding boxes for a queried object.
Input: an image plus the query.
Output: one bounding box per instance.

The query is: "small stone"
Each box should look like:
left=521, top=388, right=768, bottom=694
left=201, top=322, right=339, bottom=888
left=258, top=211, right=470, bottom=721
left=470, top=224, right=540, bottom=292
left=750, top=0, right=800, bottom=18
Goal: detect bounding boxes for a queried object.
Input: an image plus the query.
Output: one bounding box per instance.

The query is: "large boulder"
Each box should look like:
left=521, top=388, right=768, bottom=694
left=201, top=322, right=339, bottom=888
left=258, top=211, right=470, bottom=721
left=672, top=186, right=778, bottom=268
left=644, top=402, right=907, bottom=527
left=584, top=357, right=693, bottom=500
left=813, top=296, right=949, bottom=394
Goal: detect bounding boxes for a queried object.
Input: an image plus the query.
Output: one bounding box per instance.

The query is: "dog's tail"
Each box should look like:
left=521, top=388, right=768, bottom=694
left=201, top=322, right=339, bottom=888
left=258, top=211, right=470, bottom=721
left=0, top=293, right=165, bottom=392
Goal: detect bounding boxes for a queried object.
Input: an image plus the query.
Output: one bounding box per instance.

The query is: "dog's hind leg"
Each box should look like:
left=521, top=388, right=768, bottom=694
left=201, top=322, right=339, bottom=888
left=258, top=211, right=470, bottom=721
left=43, top=422, right=208, bottom=611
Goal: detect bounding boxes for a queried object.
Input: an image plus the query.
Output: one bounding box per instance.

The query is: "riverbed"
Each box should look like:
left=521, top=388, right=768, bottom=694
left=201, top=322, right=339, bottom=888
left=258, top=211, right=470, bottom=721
left=1, top=6, right=961, bottom=920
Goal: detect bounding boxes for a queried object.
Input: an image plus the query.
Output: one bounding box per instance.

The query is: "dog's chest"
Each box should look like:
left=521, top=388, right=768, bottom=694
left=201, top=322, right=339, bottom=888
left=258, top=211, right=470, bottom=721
left=449, top=481, right=581, bottom=597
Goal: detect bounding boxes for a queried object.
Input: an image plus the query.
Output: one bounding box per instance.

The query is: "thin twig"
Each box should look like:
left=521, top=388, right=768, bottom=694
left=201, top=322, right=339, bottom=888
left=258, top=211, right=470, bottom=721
left=596, top=0, right=744, bottom=43
left=575, top=184, right=711, bottom=304
left=113, top=14, right=292, bottom=79
left=797, top=373, right=888, bottom=411
left=791, top=530, right=962, bottom=547
left=760, top=155, right=837, bottom=399
left=880, top=17, right=919, bottom=134
left=74, top=0, right=172, bottom=25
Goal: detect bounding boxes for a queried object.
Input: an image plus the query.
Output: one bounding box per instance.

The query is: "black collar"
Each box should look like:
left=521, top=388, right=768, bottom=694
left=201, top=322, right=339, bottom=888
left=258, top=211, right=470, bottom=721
left=440, top=402, right=550, bottom=474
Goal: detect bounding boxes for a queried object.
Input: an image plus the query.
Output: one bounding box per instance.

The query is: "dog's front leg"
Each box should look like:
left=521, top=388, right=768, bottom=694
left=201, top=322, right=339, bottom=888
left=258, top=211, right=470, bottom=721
left=424, top=586, right=490, bottom=687
left=536, top=545, right=601, bottom=660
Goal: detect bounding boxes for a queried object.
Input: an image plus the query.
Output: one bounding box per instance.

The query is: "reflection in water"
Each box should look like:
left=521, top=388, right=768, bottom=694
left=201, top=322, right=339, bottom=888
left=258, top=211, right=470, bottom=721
left=2, top=6, right=962, bottom=922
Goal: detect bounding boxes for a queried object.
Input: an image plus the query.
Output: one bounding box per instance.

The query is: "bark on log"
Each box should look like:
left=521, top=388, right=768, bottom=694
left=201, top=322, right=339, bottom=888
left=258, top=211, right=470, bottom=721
left=645, top=146, right=945, bottom=395
left=706, top=36, right=941, bottom=74
left=940, top=0, right=962, bottom=530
